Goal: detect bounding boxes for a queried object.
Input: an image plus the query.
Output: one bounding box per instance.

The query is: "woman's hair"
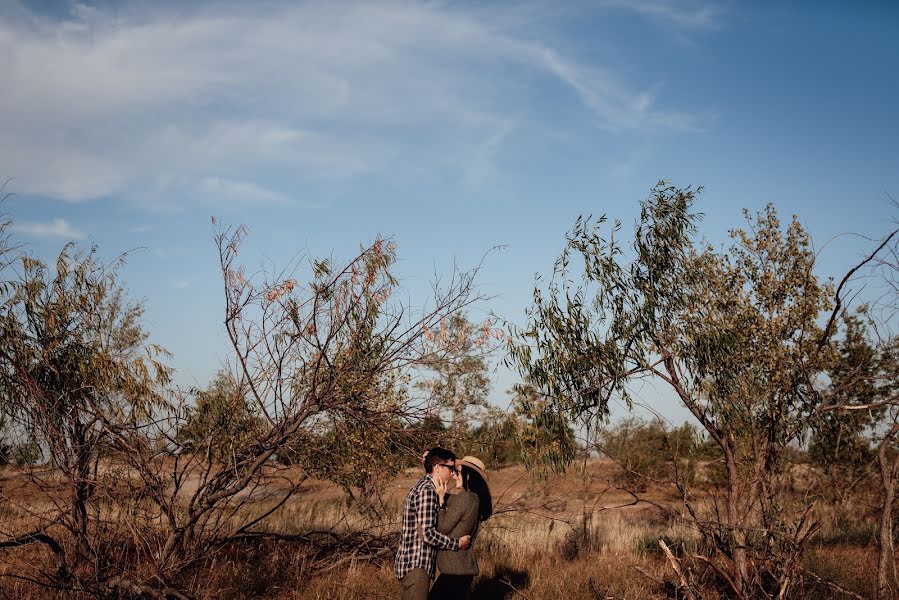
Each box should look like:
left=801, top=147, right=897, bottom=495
left=460, top=465, right=492, bottom=521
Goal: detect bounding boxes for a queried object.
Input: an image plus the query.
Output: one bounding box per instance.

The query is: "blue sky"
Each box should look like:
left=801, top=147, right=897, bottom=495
left=2, top=1, right=898, bottom=423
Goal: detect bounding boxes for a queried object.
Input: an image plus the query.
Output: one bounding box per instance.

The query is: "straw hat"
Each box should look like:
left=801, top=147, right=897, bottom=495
left=457, top=456, right=488, bottom=482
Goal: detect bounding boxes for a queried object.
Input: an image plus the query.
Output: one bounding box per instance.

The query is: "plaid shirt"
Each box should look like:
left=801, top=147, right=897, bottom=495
left=394, top=475, right=459, bottom=580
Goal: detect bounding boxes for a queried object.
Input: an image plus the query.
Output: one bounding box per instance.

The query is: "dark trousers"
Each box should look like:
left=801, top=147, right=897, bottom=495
left=400, top=568, right=430, bottom=600
left=429, top=573, right=473, bottom=600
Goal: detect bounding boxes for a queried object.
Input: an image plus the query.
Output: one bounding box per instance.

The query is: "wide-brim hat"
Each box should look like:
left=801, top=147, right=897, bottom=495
left=457, top=456, right=488, bottom=482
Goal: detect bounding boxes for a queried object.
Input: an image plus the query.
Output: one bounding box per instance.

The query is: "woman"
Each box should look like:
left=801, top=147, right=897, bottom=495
left=430, top=456, right=492, bottom=600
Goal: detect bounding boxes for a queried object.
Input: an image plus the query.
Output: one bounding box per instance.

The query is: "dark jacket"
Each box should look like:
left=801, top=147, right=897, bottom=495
left=435, top=490, right=480, bottom=576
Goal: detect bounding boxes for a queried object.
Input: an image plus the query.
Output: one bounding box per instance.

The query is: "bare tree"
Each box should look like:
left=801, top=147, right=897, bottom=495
left=133, top=222, right=488, bottom=591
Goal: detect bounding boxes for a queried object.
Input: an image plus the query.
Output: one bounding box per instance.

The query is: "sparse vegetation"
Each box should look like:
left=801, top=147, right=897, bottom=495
left=1, top=184, right=898, bottom=599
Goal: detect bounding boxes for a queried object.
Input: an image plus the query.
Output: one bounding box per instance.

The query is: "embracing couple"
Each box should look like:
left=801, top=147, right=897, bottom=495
left=394, top=448, right=493, bottom=600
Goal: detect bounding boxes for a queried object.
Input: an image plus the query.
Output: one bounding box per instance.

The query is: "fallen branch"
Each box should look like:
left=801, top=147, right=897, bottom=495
left=106, top=576, right=193, bottom=600
left=0, top=530, right=68, bottom=579
left=629, top=565, right=664, bottom=586
left=659, top=539, right=697, bottom=600
left=500, top=577, right=533, bottom=600
left=801, top=568, right=867, bottom=600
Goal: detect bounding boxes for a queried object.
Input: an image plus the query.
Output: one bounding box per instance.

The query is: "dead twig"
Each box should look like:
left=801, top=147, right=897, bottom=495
left=659, top=538, right=698, bottom=600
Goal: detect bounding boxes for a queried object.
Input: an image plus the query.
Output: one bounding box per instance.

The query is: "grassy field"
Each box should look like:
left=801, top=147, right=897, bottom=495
left=0, top=459, right=881, bottom=599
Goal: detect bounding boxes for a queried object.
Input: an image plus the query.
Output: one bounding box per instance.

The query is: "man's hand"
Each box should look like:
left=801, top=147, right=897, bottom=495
left=458, top=535, right=471, bottom=550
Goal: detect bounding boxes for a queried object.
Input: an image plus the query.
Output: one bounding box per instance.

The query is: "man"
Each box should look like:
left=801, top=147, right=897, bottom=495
left=395, top=447, right=471, bottom=600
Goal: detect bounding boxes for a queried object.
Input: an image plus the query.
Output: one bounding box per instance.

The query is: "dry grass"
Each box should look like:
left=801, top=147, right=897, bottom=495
left=0, top=460, right=886, bottom=599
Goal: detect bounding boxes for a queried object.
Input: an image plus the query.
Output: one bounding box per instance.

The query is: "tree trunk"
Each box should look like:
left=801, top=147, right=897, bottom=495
left=71, top=417, right=94, bottom=563
left=877, top=427, right=899, bottom=600
left=725, top=444, right=750, bottom=597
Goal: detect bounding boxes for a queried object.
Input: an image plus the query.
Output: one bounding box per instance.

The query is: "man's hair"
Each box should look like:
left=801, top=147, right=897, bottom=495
left=424, top=447, right=455, bottom=474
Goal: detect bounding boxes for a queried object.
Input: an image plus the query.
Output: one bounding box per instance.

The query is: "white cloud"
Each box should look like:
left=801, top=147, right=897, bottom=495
left=200, top=176, right=287, bottom=206
left=600, top=0, right=724, bottom=29
left=531, top=46, right=698, bottom=132
left=12, top=218, right=86, bottom=240
left=173, top=280, right=191, bottom=289
left=0, top=1, right=707, bottom=204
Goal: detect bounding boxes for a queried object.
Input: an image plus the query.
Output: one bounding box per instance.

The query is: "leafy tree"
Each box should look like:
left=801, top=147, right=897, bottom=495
left=814, top=313, right=899, bottom=599
left=508, top=182, right=839, bottom=597
left=0, top=244, right=171, bottom=585
left=177, top=370, right=263, bottom=464
left=280, top=370, right=412, bottom=516
left=117, top=224, right=486, bottom=592
left=467, top=407, right=521, bottom=467
left=506, top=383, right=579, bottom=475
left=809, top=313, right=883, bottom=479
left=597, top=418, right=707, bottom=490
left=417, top=313, right=491, bottom=431
left=806, top=307, right=899, bottom=600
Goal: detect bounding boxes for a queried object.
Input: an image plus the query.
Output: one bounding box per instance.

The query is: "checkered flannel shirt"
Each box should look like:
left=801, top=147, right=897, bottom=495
left=394, top=475, right=459, bottom=580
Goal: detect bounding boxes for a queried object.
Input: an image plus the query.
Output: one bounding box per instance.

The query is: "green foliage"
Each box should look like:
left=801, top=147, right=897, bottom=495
left=406, top=413, right=450, bottom=455
left=9, top=436, right=41, bottom=467
left=508, top=182, right=833, bottom=465
left=177, top=370, right=263, bottom=463
left=467, top=408, right=521, bottom=467
left=417, top=313, right=491, bottom=430
left=810, top=312, right=899, bottom=478
left=212, top=222, right=484, bottom=523
left=507, top=181, right=838, bottom=596
left=0, top=412, right=43, bottom=467
left=507, top=384, right=579, bottom=474
left=0, top=239, right=172, bottom=575
left=507, top=182, right=704, bottom=431
left=598, top=418, right=709, bottom=489
left=0, top=245, right=171, bottom=463
left=279, top=374, right=414, bottom=515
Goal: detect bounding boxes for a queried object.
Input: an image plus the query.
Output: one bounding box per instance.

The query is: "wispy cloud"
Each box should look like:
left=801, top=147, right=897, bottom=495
left=200, top=177, right=287, bottom=206
left=531, top=46, right=699, bottom=132
left=12, top=218, right=85, bottom=240
left=600, top=0, right=724, bottom=29
left=0, top=1, right=709, bottom=205
left=173, top=280, right=191, bottom=289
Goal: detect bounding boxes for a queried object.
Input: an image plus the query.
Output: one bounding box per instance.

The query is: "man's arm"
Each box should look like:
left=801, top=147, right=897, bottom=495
left=417, top=485, right=459, bottom=551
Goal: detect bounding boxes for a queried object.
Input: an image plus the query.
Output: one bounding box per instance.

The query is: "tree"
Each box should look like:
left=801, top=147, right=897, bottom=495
left=0, top=218, right=485, bottom=597
left=177, top=369, right=263, bottom=464
left=810, top=218, right=899, bottom=600
left=809, top=314, right=883, bottom=483
left=597, top=418, right=706, bottom=491
left=813, top=314, right=899, bottom=600
left=508, top=182, right=843, bottom=597
left=417, top=313, right=492, bottom=431
left=506, top=383, right=579, bottom=475
left=123, top=223, right=486, bottom=591
left=0, top=244, right=171, bottom=590
left=467, top=407, right=520, bottom=468
left=279, top=368, right=412, bottom=516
